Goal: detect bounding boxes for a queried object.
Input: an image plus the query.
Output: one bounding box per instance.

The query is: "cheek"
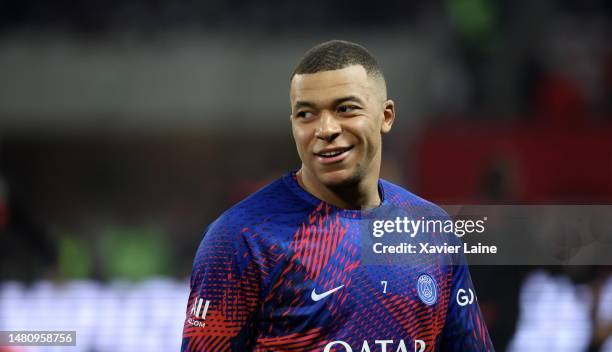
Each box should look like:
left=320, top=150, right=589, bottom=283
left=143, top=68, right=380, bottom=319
left=292, top=126, right=310, bottom=153
left=351, top=118, right=380, bottom=147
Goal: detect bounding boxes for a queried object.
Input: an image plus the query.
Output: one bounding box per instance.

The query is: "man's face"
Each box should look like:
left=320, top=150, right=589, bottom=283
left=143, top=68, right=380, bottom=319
left=290, top=65, right=395, bottom=188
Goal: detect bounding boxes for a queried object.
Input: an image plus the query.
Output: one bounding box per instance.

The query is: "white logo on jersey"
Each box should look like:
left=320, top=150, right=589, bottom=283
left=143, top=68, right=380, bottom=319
left=456, top=288, right=474, bottom=306
left=322, top=339, right=426, bottom=352
left=311, top=285, right=344, bottom=301
left=414, top=340, right=426, bottom=352
left=190, top=297, right=210, bottom=319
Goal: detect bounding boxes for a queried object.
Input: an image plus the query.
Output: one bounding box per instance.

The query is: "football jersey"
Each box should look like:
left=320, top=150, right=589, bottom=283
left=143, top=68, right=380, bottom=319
left=182, top=172, right=494, bottom=351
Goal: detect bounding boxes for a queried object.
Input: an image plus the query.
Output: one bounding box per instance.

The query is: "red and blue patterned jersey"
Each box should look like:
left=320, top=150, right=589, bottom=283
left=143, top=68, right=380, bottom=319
left=182, top=172, right=494, bottom=351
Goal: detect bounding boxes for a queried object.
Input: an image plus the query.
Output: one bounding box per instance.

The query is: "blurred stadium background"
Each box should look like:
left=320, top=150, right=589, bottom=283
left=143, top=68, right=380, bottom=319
left=1, top=0, right=611, bottom=351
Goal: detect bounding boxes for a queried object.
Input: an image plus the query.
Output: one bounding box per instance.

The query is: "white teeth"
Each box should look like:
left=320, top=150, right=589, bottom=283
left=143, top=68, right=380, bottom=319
left=322, top=151, right=340, bottom=157
left=319, top=149, right=346, bottom=157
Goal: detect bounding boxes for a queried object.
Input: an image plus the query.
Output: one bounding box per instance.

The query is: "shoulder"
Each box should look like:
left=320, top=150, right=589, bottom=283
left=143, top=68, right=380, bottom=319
left=381, top=180, right=466, bottom=267
left=193, top=176, right=292, bottom=263
left=205, top=174, right=302, bottom=238
left=380, top=179, right=448, bottom=218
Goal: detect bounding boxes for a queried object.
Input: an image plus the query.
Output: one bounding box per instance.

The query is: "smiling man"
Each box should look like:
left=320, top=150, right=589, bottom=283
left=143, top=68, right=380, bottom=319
left=182, top=40, right=494, bottom=351
left=290, top=62, right=392, bottom=210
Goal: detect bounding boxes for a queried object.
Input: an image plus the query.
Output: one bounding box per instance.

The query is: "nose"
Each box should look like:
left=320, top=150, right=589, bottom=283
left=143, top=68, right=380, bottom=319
left=315, top=111, right=341, bottom=142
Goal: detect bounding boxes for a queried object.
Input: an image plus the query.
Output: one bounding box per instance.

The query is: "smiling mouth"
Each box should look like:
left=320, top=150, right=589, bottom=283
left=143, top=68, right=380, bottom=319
left=315, top=146, right=353, bottom=157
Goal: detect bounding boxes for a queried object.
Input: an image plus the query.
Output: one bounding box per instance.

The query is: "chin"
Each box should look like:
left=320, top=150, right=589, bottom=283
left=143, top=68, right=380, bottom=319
left=316, top=168, right=360, bottom=188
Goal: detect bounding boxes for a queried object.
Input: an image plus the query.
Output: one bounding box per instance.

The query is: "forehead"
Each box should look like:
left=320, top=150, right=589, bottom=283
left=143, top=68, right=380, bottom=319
left=290, top=65, right=373, bottom=105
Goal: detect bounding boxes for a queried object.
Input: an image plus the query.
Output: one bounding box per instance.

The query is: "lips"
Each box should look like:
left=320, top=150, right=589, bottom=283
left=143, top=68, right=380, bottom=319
left=314, top=146, right=353, bottom=164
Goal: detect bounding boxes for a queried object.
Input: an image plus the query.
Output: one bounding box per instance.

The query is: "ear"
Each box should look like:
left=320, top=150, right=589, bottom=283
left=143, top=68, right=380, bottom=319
left=381, top=99, right=395, bottom=134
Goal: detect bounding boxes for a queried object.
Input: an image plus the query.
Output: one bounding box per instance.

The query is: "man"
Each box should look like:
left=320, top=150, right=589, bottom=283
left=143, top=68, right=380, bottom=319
left=182, top=40, right=494, bottom=351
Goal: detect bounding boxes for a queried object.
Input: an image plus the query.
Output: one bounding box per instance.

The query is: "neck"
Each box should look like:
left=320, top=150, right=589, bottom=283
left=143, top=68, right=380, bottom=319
left=296, top=168, right=381, bottom=210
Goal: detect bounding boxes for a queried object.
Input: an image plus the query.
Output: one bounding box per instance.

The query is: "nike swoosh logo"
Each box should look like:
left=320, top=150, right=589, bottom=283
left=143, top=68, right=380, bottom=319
left=311, top=285, right=344, bottom=301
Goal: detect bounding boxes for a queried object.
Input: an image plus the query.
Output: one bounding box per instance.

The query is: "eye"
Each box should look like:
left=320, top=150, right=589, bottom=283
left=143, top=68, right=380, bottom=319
left=338, top=105, right=359, bottom=114
left=296, top=111, right=314, bottom=119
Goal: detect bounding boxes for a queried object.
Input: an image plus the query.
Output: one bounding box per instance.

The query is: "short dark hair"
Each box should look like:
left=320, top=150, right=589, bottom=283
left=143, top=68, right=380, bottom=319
left=291, top=40, right=384, bottom=82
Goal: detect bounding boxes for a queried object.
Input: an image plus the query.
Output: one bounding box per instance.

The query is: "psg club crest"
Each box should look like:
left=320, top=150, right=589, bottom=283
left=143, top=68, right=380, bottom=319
left=416, top=274, right=438, bottom=306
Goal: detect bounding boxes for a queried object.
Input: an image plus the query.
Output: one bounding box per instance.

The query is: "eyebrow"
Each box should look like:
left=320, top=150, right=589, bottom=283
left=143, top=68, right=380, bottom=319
left=293, top=95, right=365, bottom=110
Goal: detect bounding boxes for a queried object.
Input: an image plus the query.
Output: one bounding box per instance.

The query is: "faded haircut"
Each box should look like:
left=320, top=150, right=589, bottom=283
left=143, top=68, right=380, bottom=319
left=291, top=40, right=385, bottom=85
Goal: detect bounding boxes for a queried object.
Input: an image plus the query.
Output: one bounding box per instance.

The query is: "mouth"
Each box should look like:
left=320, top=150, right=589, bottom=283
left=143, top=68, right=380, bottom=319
left=314, top=146, right=354, bottom=164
